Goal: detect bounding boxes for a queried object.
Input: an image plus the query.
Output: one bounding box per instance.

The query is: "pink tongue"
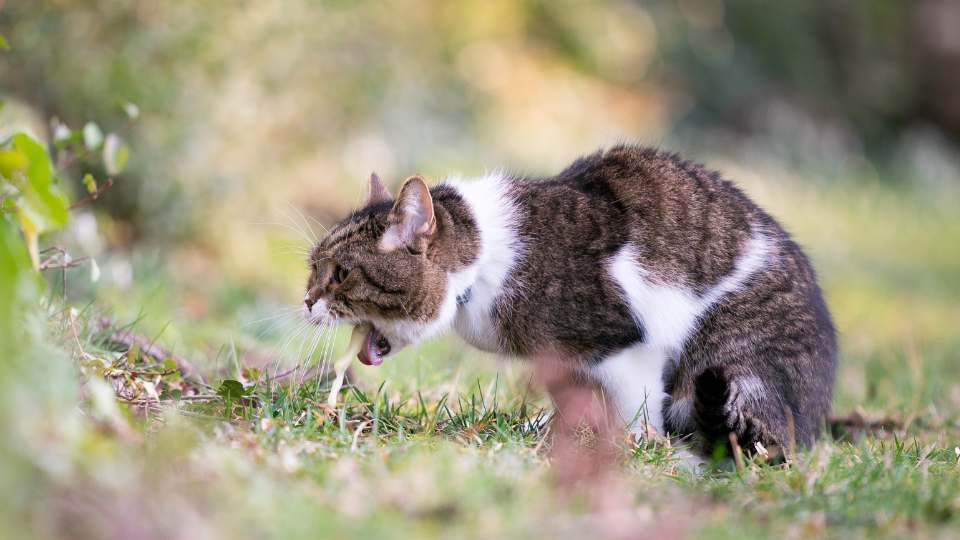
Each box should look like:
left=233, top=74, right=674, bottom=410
left=357, top=328, right=383, bottom=366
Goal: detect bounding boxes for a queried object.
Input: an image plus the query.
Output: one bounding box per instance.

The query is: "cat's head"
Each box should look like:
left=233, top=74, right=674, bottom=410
left=303, top=173, right=461, bottom=365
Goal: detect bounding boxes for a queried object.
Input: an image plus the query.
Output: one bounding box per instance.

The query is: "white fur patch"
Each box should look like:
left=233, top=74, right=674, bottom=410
left=445, top=173, right=524, bottom=352
left=590, top=343, right=670, bottom=433
left=595, top=231, right=773, bottom=436
left=608, top=247, right=701, bottom=352
left=700, top=235, right=773, bottom=308
left=307, top=297, right=329, bottom=323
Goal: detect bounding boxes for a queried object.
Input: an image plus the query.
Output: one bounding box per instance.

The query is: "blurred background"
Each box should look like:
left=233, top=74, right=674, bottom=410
left=2, top=0, right=959, bottom=410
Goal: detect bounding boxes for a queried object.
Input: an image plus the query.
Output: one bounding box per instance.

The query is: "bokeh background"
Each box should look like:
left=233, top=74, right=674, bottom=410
left=4, top=0, right=960, bottom=405
left=2, top=2, right=960, bottom=537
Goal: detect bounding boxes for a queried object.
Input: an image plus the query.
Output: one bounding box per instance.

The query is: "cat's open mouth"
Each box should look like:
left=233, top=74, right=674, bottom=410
left=357, top=325, right=391, bottom=366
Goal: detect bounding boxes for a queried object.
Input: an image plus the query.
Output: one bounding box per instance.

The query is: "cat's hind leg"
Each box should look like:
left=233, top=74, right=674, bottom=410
left=692, top=365, right=795, bottom=460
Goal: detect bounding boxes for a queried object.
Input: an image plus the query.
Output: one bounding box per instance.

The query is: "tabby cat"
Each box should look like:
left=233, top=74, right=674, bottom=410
left=303, top=145, right=836, bottom=457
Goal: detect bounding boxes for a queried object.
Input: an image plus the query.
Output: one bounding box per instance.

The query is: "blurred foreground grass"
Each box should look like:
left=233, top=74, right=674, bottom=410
left=5, top=165, right=957, bottom=539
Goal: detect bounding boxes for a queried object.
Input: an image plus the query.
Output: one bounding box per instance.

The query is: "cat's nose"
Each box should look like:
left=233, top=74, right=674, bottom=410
left=304, top=296, right=315, bottom=310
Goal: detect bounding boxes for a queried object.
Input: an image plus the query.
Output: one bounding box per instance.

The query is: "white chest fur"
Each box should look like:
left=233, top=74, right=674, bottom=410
left=444, top=174, right=524, bottom=353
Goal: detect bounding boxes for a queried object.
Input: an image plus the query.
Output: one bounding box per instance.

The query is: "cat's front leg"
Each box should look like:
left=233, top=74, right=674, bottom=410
left=586, top=343, right=671, bottom=439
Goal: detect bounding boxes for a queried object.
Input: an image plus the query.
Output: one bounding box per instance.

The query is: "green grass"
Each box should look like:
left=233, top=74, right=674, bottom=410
left=4, top=173, right=960, bottom=539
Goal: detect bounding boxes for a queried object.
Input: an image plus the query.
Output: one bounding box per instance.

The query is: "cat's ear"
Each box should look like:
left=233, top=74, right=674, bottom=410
left=379, top=175, right=436, bottom=253
left=365, top=172, right=392, bottom=206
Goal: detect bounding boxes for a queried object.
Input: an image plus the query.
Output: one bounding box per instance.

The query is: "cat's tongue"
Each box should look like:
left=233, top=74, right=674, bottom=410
left=357, top=327, right=384, bottom=366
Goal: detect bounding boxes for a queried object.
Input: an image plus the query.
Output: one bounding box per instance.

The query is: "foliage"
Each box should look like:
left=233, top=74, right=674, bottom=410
left=0, top=200, right=38, bottom=348
left=0, top=117, right=128, bottom=266
left=0, top=132, right=69, bottom=267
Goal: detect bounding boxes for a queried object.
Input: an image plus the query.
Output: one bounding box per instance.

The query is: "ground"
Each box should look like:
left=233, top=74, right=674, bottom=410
left=8, top=167, right=960, bottom=540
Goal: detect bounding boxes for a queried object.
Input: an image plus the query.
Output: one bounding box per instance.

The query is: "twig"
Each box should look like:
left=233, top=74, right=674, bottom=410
left=67, top=309, right=96, bottom=362
left=265, top=365, right=300, bottom=382
left=40, top=254, right=90, bottom=271
left=125, top=368, right=179, bottom=377
left=785, top=405, right=796, bottom=462
left=264, top=363, right=345, bottom=383
left=140, top=403, right=220, bottom=420
left=70, top=177, right=115, bottom=210
left=729, top=432, right=745, bottom=472
left=119, top=395, right=222, bottom=405
left=828, top=413, right=903, bottom=440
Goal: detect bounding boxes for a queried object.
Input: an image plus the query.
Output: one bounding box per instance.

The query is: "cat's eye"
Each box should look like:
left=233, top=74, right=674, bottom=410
left=333, top=265, right=350, bottom=284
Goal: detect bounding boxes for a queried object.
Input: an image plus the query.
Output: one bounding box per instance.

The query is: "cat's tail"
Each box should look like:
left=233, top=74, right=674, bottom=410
left=692, top=366, right=787, bottom=459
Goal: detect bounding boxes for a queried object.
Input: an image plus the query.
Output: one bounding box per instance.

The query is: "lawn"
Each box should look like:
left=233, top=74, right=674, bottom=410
left=4, top=164, right=960, bottom=540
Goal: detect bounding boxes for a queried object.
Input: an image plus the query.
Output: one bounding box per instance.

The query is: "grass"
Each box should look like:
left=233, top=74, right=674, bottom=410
left=4, top=169, right=960, bottom=539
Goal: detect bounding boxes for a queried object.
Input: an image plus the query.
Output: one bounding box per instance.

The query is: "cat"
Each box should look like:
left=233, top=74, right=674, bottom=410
left=303, top=145, right=837, bottom=458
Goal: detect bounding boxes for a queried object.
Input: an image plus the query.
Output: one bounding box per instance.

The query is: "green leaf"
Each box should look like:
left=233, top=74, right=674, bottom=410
left=127, top=343, right=140, bottom=364
left=102, top=134, right=129, bottom=175
left=217, top=379, right=246, bottom=401
left=82, top=173, right=97, bottom=194
left=241, top=366, right=262, bottom=383
left=163, top=358, right=181, bottom=381
left=0, top=215, right=42, bottom=347
left=21, top=226, right=38, bottom=270
left=0, top=35, right=9, bottom=51
left=82, top=122, right=104, bottom=151
left=0, top=196, right=15, bottom=213
left=8, top=134, right=70, bottom=255
left=0, top=149, right=28, bottom=177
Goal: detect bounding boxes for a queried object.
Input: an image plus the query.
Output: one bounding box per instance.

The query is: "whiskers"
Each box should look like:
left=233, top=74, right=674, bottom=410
left=246, top=304, right=343, bottom=396
left=243, top=306, right=304, bottom=330
left=243, top=205, right=343, bottom=395
left=251, top=202, right=330, bottom=262
left=286, top=201, right=328, bottom=237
